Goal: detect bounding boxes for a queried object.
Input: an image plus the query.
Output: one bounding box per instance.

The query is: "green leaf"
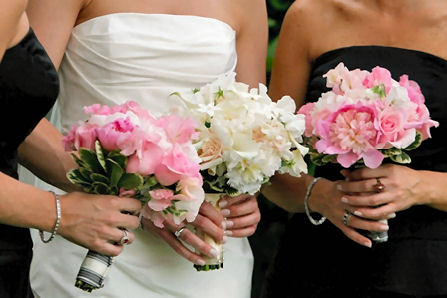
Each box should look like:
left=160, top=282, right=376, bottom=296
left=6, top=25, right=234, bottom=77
left=79, top=167, right=93, bottom=182
left=79, top=149, right=102, bottom=173
left=92, top=181, right=111, bottom=194
left=382, top=148, right=402, bottom=157
left=390, top=151, right=412, bottom=164
left=118, top=173, right=144, bottom=190
left=371, top=84, right=386, bottom=98
left=95, top=140, right=107, bottom=172
left=107, top=158, right=124, bottom=187
left=107, top=151, right=127, bottom=170
left=144, top=176, right=159, bottom=188
left=90, top=173, right=110, bottom=184
left=67, top=169, right=90, bottom=185
left=405, top=131, right=422, bottom=151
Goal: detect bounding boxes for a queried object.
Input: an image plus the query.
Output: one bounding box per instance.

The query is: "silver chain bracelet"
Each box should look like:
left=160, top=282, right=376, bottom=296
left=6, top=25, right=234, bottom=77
left=304, top=177, right=326, bottom=225
left=39, top=191, right=61, bottom=243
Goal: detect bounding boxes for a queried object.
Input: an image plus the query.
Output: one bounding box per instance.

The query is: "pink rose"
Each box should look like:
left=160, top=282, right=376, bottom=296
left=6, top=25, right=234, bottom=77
left=148, top=189, right=174, bottom=211
left=375, top=107, right=406, bottom=147
left=63, top=123, right=98, bottom=151
left=141, top=205, right=166, bottom=228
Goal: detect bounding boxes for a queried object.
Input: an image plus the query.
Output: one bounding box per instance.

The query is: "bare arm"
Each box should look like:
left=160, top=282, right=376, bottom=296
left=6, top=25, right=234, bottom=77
left=0, top=0, right=29, bottom=61
left=233, top=0, right=268, bottom=86
left=19, top=0, right=90, bottom=190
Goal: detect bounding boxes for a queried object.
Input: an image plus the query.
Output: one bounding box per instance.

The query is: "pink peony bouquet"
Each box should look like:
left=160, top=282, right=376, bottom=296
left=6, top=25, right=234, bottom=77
left=298, top=62, right=439, bottom=243
left=63, top=101, right=204, bottom=292
left=298, top=62, right=438, bottom=169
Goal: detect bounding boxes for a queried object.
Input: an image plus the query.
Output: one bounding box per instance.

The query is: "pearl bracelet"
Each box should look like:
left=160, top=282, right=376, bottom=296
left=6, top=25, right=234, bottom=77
left=39, top=191, right=61, bottom=243
left=304, top=177, right=326, bottom=225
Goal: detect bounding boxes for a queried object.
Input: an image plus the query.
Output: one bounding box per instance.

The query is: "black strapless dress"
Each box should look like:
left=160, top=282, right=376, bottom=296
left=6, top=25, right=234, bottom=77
left=0, top=29, right=59, bottom=297
left=262, top=46, right=447, bottom=298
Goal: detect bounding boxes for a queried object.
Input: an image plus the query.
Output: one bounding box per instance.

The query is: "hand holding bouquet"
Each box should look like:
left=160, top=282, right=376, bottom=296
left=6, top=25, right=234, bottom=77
left=298, top=62, right=439, bottom=241
left=174, top=72, right=308, bottom=269
left=63, top=101, right=204, bottom=291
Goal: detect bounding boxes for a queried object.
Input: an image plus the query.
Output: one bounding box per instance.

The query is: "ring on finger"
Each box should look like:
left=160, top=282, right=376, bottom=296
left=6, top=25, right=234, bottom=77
left=119, top=229, right=130, bottom=245
left=342, top=211, right=353, bottom=226
left=373, top=177, right=385, bottom=193
left=174, top=227, right=186, bottom=239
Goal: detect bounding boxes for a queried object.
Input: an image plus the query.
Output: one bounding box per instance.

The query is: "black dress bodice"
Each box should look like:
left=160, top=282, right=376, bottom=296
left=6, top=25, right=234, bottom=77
left=263, top=46, right=447, bottom=297
left=0, top=28, right=58, bottom=298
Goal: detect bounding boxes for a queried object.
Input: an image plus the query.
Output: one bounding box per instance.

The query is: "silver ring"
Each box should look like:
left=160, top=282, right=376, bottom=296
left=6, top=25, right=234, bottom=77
left=174, top=227, right=186, bottom=238
left=119, top=229, right=130, bottom=245
left=342, top=211, right=352, bottom=226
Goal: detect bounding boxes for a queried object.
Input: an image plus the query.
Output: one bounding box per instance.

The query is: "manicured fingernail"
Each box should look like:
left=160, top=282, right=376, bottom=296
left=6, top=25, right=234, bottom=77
left=218, top=200, right=228, bottom=208
left=354, top=211, right=363, bottom=216
left=224, top=230, right=233, bottom=236
left=221, top=221, right=226, bottom=229
left=365, top=242, right=372, bottom=248
left=387, top=213, right=396, bottom=219
left=221, top=209, right=230, bottom=216
left=224, top=220, right=234, bottom=228
left=341, top=197, right=349, bottom=203
left=336, top=184, right=343, bottom=191
left=209, top=249, right=219, bottom=257
left=380, top=225, right=389, bottom=231
left=223, top=236, right=228, bottom=243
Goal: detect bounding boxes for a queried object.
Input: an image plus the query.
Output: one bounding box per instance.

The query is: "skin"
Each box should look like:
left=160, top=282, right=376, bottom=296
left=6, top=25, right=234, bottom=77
left=263, top=0, right=447, bottom=248
left=0, top=1, right=141, bottom=257
left=26, top=0, right=267, bottom=265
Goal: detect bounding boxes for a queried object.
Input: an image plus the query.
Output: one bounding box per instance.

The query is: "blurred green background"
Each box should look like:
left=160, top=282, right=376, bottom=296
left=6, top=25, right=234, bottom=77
left=249, top=1, right=294, bottom=298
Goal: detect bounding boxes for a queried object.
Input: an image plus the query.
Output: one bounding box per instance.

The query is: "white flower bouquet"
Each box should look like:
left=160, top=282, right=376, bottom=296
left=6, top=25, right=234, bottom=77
left=173, top=72, right=308, bottom=270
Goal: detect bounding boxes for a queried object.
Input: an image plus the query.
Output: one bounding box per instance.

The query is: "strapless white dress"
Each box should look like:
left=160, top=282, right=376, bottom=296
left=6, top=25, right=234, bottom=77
left=29, top=13, right=253, bottom=298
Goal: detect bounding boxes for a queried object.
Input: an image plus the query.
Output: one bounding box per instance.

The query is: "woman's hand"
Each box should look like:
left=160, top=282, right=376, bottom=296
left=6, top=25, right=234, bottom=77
left=57, top=192, right=142, bottom=257
left=337, top=164, right=422, bottom=219
left=218, top=194, right=260, bottom=238
left=141, top=201, right=224, bottom=266
left=309, top=178, right=388, bottom=248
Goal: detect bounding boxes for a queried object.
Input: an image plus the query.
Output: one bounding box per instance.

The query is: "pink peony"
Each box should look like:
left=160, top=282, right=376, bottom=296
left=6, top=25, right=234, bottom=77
left=315, top=104, right=384, bottom=168
left=96, top=117, right=135, bottom=152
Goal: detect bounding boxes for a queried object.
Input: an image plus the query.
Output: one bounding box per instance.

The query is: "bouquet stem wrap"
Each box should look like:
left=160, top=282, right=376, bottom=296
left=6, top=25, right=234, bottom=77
left=75, top=251, right=113, bottom=292
left=194, top=193, right=224, bottom=271
left=367, top=219, right=388, bottom=243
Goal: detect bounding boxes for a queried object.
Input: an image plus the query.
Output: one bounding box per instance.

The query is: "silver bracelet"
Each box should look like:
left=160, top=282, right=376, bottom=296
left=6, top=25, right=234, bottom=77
left=39, top=191, right=61, bottom=243
left=304, top=177, right=326, bottom=225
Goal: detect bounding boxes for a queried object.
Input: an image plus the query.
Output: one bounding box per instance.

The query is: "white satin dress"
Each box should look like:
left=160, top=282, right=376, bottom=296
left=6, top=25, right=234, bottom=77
left=29, top=13, right=253, bottom=298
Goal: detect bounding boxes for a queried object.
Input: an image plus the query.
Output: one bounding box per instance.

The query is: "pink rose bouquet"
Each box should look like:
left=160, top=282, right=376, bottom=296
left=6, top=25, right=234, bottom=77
left=63, top=101, right=204, bottom=291
left=298, top=62, right=439, bottom=241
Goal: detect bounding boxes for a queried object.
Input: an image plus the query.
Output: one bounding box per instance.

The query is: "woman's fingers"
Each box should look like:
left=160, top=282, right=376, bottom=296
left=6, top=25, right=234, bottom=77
left=142, top=218, right=206, bottom=265
left=224, top=211, right=260, bottom=231
left=338, top=223, right=372, bottom=248
left=163, top=219, right=221, bottom=259
left=219, top=194, right=254, bottom=208
left=345, top=204, right=397, bottom=221
left=221, top=195, right=259, bottom=218
left=198, top=201, right=224, bottom=228
left=190, top=213, right=224, bottom=242
left=224, top=225, right=257, bottom=238
left=341, top=193, right=391, bottom=207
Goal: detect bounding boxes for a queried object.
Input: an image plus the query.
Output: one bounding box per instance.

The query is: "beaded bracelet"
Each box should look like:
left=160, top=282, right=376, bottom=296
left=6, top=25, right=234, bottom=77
left=304, top=177, right=326, bottom=225
left=39, top=191, right=61, bottom=243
